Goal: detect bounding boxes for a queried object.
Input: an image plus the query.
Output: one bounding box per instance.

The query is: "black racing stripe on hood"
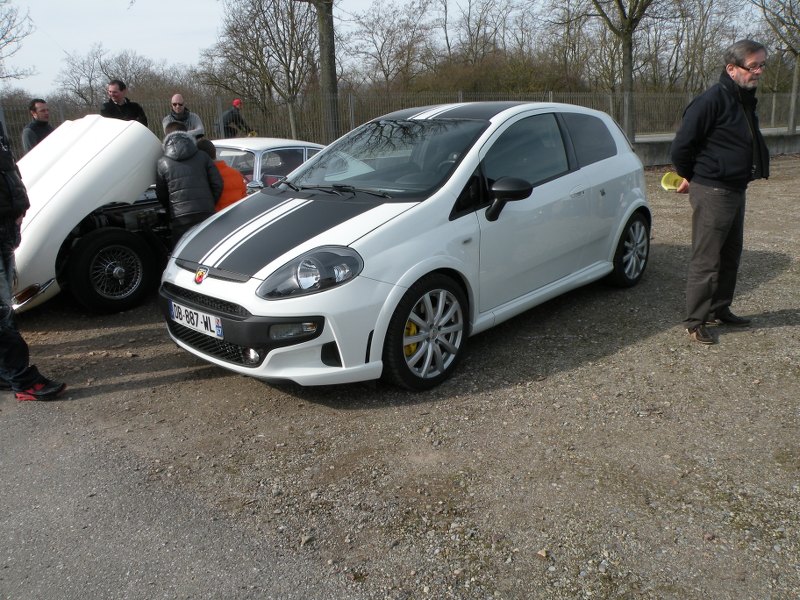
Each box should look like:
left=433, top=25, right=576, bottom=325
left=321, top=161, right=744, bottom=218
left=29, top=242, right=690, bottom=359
left=178, top=193, right=294, bottom=264
left=215, top=198, right=381, bottom=276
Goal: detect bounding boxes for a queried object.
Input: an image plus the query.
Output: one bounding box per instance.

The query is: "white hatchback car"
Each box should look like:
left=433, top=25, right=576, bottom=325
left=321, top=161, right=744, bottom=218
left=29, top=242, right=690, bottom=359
left=159, top=102, right=650, bottom=390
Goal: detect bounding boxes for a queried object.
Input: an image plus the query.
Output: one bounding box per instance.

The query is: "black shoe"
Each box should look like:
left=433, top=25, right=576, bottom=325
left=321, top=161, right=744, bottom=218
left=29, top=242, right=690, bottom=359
left=713, top=309, right=751, bottom=327
left=14, top=378, right=66, bottom=402
left=0, top=378, right=11, bottom=391
left=687, top=324, right=715, bottom=345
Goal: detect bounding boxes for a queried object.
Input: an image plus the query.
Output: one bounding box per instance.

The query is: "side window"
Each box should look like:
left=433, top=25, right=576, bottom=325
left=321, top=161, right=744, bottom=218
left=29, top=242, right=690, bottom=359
left=261, top=148, right=305, bottom=186
left=561, top=112, right=617, bottom=166
left=482, top=113, right=568, bottom=186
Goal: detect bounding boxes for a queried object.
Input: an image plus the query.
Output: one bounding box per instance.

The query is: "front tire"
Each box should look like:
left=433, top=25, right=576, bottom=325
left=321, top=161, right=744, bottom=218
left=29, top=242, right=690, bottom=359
left=607, top=212, right=649, bottom=287
left=68, top=228, right=157, bottom=313
left=382, top=274, right=468, bottom=391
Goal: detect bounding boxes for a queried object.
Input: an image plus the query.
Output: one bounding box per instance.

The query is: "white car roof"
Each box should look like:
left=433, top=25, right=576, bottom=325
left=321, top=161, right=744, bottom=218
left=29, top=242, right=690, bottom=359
left=211, top=137, right=324, bottom=152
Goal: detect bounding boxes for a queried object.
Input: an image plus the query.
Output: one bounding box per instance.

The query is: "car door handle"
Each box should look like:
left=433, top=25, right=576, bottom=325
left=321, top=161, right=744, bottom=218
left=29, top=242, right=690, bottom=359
left=570, top=188, right=586, bottom=198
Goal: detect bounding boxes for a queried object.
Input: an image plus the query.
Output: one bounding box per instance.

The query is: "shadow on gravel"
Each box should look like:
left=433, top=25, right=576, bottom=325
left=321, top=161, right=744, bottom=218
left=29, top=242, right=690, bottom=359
left=285, top=243, right=794, bottom=409
left=13, top=244, right=795, bottom=406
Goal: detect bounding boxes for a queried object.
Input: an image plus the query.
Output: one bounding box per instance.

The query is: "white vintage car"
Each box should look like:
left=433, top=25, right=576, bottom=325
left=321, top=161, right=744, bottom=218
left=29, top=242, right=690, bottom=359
left=14, top=116, right=321, bottom=313
left=16, top=116, right=163, bottom=313
left=159, top=102, right=651, bottom=390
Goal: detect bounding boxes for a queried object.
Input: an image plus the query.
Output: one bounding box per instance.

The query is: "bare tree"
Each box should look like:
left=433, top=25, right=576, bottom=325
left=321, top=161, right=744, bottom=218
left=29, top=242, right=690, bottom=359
left=0, top=0, right=33, bottom=80
left=589, top=0, right=660, bottom=138
left=348, top=0, right=435, bottom=91
left=751, top=0, right=800, bottom=132
left=537, top=0, right=594, bottom=88
left=453, top=0, right=515, bottom=66
left=201, top=0, right=318, bottom=139
left=56, top=45, right=167, bottom=109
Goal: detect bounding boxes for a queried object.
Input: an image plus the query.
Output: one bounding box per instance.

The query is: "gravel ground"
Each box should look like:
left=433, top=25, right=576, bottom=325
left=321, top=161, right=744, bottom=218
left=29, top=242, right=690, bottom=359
left=4, top=156, right=799, bottom=599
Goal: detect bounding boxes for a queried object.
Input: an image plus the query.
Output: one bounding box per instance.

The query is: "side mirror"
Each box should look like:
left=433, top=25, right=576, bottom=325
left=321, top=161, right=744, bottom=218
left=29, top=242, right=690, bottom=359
left=485, top=177, right=532, bottom=222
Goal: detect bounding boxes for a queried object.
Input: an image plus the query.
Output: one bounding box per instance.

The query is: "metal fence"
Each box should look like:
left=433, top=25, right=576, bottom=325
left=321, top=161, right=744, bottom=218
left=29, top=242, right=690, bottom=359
left=2, top=91, right=798, bottom=152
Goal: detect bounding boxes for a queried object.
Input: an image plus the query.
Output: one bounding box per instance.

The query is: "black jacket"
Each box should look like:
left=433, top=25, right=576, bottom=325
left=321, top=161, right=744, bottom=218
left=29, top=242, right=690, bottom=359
left=671, top=70, right=769, bottom=191
left=100, top=98, right=149, bottom=126
left=0, top=123, right=29, bottom=221
left=156, top=132, right=223, bottom=221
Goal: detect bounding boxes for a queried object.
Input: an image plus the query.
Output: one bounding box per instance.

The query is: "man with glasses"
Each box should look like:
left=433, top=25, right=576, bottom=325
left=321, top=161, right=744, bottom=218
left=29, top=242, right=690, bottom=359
left=21, top=98, right=54, bottom=155
left=162, top=93, right=205, bottom=139
left=671, top=39, right=770, bottom=345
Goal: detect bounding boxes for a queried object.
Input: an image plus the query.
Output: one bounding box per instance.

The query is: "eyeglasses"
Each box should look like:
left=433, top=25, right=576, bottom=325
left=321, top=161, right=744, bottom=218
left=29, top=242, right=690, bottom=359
left=172, top=102, right=184, bottom=107
left=737, top=62, right=766, bottom=73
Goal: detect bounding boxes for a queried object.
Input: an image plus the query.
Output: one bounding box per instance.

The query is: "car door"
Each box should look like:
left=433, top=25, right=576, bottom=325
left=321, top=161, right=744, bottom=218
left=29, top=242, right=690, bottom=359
left=559, top=111, right=624, bottom=265
left=476, top=112, right=591, bottom=312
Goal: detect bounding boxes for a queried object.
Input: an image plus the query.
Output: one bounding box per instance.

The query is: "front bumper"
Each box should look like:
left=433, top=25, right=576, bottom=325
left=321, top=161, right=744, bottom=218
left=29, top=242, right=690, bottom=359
left=158, top=267, right=394, bottom=386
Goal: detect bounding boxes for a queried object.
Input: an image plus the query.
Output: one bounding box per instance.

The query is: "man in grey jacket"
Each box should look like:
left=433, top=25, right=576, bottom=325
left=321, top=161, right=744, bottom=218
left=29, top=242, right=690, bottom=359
left=162, top=94, right=205, bottom=139
left=156, top=123, right=223, bottom=243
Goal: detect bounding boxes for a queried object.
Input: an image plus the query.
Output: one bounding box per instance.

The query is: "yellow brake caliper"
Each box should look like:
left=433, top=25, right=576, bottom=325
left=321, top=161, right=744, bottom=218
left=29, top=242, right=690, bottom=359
left=404, top=320, right=418, bottom=357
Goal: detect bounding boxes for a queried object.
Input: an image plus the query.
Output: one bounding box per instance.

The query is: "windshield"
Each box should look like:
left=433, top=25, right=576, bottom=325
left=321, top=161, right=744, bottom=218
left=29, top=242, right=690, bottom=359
left=290, top=119, right=488, bottom=199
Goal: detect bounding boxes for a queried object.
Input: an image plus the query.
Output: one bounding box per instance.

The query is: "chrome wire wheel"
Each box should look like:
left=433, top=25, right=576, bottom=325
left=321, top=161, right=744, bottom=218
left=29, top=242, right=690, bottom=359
left=89, top=244, right=145, bottom=300
left=68, top=228, right=156, bottom=313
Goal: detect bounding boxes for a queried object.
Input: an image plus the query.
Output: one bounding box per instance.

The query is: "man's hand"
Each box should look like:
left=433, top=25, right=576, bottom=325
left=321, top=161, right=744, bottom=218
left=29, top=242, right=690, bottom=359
left=676, top=178, right=689, bottom=194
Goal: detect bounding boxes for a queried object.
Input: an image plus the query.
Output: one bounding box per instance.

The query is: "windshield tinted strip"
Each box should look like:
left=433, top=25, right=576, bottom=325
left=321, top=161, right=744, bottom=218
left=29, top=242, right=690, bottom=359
left=214, top=199, right=381, bottom=276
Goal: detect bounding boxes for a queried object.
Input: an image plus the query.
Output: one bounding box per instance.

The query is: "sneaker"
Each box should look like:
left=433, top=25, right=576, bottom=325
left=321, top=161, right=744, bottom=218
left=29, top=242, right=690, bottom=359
left=713, top=309, right=751, bottom=327
left=14, top=378, right=66, bottom=402
left=687, top=324, right=715, bottom=345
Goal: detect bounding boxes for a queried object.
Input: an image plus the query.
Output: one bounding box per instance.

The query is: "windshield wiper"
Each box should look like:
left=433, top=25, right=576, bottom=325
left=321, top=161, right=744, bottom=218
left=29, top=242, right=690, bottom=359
left=331, top=184, right=392, bottom=199
left=270, top=177, right=299, bottom=191
left=297, top=185, right=343, bottom=196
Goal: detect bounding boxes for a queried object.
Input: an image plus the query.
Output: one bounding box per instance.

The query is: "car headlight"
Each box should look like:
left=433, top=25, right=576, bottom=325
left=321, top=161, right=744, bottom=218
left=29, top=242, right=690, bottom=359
left=257, top=246, right=364, bottom=299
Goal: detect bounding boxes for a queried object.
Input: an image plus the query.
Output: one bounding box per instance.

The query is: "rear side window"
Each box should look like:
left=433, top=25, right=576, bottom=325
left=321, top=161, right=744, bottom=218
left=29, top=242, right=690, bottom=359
left=561, top=113, right=617, bottom=167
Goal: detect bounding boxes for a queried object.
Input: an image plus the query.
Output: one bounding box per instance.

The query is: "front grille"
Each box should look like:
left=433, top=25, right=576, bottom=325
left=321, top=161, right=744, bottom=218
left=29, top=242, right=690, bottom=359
left=167, top=321, right=264, bottom=366
left=162, top=282, right=250, bottom=318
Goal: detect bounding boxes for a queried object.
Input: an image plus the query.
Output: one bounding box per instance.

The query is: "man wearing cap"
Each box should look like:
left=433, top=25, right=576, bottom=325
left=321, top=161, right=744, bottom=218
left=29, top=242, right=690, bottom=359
left=221, top=98, right=252, bottom=138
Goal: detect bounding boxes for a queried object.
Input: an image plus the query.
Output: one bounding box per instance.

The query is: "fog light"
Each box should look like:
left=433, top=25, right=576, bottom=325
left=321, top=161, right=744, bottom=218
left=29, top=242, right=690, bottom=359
left=270, top=322, right=318, bottom=340
left=244, top=348, right=261, bottom=365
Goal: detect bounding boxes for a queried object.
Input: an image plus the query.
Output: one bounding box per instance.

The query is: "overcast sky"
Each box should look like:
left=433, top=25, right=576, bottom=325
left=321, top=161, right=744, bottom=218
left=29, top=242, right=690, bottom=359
left=7, top=0, right=368, bottom=97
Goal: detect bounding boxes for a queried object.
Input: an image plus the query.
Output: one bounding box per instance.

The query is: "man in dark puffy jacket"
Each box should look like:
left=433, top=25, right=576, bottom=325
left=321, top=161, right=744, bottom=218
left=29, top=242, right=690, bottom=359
left=0, top=122, right=66, bottom=401
left=670, top=39, right=769, bottom=345
left=156, top=123, right=223, bottom=242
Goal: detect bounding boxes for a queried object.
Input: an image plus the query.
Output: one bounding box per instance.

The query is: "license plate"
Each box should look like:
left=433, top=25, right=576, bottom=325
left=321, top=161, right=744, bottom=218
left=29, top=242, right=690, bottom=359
left=169, top=300, right=224, bottom=339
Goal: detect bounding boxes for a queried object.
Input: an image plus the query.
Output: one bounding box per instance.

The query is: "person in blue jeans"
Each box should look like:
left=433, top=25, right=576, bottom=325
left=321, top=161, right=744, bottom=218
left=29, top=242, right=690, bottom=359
left=0, top=122, right=65, bottom=401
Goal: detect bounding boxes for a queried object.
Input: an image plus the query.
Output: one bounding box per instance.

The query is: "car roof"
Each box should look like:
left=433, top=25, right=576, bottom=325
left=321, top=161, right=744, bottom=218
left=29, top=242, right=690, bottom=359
left=377, top=101, right=604, bottom=122
left=211, top=137, right=324, bottom=152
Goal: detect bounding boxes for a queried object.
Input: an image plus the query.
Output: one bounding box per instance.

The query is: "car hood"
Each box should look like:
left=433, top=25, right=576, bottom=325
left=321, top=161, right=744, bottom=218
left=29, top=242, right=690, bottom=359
left=174, top=189, right=416, bottom=281
left=14, top=115, right=162, bottom=312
